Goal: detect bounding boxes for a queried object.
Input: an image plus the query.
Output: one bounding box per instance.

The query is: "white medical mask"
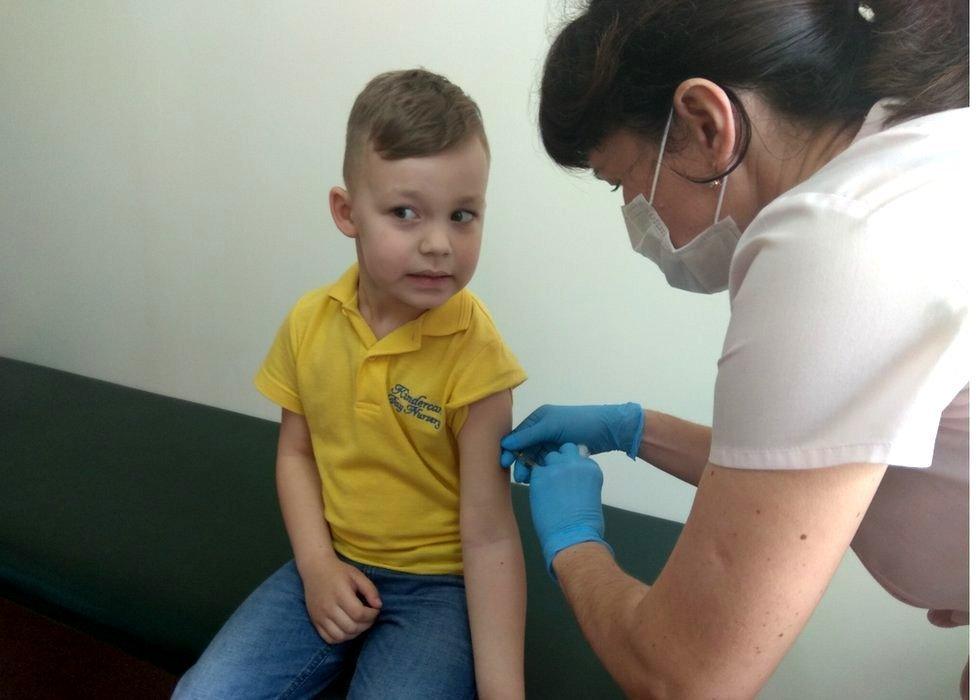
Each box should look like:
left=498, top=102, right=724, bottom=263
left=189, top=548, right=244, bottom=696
left=621, top=109, right=742, bottom=294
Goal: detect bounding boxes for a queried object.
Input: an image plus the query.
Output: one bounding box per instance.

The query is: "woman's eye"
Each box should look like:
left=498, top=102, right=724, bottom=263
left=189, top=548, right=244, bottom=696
left=451, top=210, right=475, bottom=223
left=393, top=206, right=418, bottom=220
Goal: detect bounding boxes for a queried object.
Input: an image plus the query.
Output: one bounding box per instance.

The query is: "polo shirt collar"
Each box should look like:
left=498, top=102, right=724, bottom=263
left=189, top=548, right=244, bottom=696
left=328, top=264, right=471, bottom=354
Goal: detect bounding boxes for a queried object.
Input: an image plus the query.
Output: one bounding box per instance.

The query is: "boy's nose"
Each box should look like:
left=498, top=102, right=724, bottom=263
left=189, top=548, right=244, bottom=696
left=419, top=226, right=451, bottom=256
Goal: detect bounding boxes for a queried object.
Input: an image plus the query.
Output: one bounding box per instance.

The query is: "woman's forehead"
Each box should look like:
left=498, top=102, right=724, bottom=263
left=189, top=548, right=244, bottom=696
left=589, top=130, right=652, bottom=173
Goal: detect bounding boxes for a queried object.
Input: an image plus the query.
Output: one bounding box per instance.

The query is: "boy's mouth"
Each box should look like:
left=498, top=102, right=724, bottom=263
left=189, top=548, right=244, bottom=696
left=408, top=271, right=452, bottom=279
left=407, top=271, right=453, bottom=288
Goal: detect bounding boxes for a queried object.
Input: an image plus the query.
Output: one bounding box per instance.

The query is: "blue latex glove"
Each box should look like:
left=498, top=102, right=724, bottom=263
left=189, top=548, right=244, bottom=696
left=500, top=403, right=644, bottom=482
left=527, top=443, right=613, bottom=579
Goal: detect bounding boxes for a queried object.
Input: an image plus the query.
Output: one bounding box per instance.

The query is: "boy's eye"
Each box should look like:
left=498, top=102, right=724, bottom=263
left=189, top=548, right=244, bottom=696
left=393, top=206, right=418, bottom=220
left=451, top=210, right=475, bottom=223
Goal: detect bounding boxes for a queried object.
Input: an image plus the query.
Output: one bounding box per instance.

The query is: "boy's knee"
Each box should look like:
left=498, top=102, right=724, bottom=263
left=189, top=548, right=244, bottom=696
left=171, top=660, right=260, bottom=700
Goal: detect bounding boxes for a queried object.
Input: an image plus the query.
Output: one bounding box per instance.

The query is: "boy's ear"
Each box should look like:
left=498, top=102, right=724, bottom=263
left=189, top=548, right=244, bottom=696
left=329, top=186, right=358, bottom=238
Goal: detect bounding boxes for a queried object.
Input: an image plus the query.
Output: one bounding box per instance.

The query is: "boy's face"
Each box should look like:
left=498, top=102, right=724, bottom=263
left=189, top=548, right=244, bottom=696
left=332, top=136, right=489, bottom=323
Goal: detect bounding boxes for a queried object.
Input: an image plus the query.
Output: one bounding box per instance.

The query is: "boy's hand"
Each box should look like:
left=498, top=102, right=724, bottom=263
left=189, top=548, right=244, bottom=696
left=301, top=558, right=382, bottom=644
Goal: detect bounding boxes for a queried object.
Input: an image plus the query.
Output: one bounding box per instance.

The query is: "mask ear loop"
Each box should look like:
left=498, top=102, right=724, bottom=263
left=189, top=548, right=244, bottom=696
left=714, top=176, right=729, bottom=224
left=648, top=108, right=673, bottom=206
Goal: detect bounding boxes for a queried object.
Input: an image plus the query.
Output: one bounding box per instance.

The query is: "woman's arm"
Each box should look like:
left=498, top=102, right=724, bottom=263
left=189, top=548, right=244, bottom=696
left=638, top=410, right=713, bottom=487
left=458, top=390, right=527, bottom=699
left=552, top=460, right=886, bottom=698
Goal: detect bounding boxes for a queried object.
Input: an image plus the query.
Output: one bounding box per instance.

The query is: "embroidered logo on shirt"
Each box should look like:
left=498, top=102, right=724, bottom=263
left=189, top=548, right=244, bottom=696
left=388, top=384, right=443, bottom=430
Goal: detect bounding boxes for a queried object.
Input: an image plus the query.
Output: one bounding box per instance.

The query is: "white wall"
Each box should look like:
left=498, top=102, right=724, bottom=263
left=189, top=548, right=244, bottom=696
left=0, top=2, right=966, bottom=697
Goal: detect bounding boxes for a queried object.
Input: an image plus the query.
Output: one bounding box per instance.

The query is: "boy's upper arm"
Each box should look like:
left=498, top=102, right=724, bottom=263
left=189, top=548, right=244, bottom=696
left=278, top=407, right=315, bottom=459
left=457, top=390, right=516, bottom=538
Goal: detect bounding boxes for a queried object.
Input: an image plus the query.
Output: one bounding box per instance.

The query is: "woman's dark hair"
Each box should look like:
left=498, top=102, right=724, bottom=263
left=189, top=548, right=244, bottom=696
left=539, top=0, right=969, bottom=176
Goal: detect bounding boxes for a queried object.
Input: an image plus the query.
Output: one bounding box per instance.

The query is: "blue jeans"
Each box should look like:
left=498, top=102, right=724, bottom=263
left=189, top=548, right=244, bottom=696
left=172, top=558, right=475, bottom=699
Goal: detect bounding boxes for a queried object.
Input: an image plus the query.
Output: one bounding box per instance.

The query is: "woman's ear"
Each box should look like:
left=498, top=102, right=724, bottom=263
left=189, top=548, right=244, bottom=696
left=672, top=79, right=737, bottom=174
left=329, top=186, right=358, bottom=238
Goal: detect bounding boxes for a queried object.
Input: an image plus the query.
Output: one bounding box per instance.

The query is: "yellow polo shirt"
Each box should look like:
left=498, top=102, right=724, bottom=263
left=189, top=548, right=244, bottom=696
left=255, top=264, right=526, bottom=574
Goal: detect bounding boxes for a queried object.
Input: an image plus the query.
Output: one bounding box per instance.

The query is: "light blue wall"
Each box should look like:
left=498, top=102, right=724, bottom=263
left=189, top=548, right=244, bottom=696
left=0, top=3, right=966, bottom=696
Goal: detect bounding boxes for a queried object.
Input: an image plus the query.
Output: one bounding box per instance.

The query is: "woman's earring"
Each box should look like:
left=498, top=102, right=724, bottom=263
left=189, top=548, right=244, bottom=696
left=708, top=166, right=722, bottom=189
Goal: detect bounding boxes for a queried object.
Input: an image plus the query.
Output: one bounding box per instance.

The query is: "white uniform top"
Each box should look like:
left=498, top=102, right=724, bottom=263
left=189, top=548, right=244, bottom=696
left=709, top=101, right=971, bottom=616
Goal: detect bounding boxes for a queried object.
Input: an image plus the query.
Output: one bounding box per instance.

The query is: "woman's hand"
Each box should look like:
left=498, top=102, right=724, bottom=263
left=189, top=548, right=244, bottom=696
left=499, top=403, right=644, bottom=482
left=300, top=558, right=382, bottom=644
left=526, top=443, right=611, bottom=577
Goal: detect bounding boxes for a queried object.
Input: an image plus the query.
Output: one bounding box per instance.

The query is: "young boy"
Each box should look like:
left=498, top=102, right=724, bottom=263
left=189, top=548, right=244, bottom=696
left=173, top=69, right=527, bottom=698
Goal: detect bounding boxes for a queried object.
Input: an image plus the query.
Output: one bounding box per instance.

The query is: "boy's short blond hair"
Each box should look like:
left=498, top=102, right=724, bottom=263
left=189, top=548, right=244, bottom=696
left=343, top=69, right=490, bottom=188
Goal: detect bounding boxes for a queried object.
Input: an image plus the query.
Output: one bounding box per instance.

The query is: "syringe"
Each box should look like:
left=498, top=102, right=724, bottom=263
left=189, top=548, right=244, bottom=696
left=513, top=444, right=590, bottom=468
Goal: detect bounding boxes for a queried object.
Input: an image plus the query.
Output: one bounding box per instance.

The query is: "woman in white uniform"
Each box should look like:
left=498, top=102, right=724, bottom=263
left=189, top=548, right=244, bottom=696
left=501, top=0, right=970, bottom=696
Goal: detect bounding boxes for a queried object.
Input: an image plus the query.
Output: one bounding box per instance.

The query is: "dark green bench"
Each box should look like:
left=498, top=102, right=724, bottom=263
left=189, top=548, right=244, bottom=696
left=0, top=357, right=682, bottom=698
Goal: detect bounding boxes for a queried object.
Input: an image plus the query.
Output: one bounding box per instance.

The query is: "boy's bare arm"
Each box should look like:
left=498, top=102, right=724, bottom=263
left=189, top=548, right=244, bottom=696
left=276, top=408, right=337, bottom=573
left=276, top=408, right=381, bottom=643
left=458, top=390, right=527, bottom=700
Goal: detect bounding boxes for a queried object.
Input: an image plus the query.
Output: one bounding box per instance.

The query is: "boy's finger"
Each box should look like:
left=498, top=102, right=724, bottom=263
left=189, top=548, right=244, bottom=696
left=351, top=569, right=382, bottom=609
left=321, top=619, right=346, bottom=644
left=359, top=606, right=380, bottom=624
left=343, top=592, right=380, bottom=624
left=314, top=623, right=334, bottom=644
left=328, top=604, right=360, bottom=635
